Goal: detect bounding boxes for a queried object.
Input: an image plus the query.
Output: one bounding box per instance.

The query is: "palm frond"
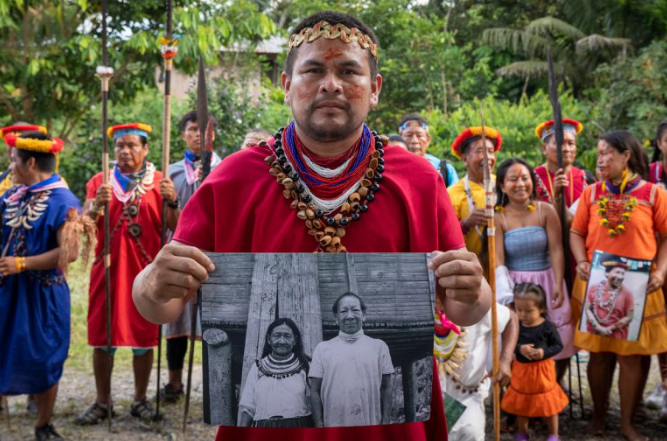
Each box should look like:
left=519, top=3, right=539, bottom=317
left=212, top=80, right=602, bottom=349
left=496, top=60, right=549, bottom=79
left=526, top=16, right=586, bottom=41
left=482, top=27, right=551, bottom=58
left=575, top=34, right=630, bottom=55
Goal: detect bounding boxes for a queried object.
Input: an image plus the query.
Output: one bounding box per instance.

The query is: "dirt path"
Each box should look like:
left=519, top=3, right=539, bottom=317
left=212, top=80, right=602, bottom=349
left=0, top=365, right=217, bottom=441
left=3, top=358, right=667, bottom=440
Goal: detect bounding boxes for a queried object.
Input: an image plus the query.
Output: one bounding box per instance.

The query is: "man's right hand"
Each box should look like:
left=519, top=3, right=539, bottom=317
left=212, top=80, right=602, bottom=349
left=95, top=183, right=113, bottom=206
left=144, top=243, right=215, bottom=304
left=463, top=209, right=488, bottom=229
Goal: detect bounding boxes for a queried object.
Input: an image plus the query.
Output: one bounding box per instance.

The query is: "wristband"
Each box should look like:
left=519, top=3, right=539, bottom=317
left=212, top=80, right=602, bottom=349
left=167, top=197, right=180, bottom=209
left=15, top=256, right=26, bottom=273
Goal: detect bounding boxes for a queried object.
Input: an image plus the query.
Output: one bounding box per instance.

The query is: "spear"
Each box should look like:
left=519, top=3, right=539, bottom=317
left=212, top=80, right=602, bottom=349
left=547, top=46, right=584, bottom=418
left=481, top=109, right=500, bottom=441
left=182, top=55, right=213, bottom=432
left=95, top=0, right=114, bottom=431
left=154, top=0, right=178, bottom=421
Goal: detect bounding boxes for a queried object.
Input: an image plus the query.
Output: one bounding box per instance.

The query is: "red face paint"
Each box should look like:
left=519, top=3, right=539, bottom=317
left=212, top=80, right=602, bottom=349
left=323, top=48, right=343, bottom=60
left=346, top=85, right=364, bottom=100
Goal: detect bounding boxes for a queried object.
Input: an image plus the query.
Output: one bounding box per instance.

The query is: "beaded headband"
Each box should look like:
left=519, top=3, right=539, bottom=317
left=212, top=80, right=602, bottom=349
left=602, top=260, right=629, bottom=271
left=4, top=133, right=64, bottom=154
left=399, top=120, right=428, bottom=133
left=535, top=118, right=583, bottom=141
left=107, top=123, right=152, bottom=140
left=287, top=21, right=378, bottom=60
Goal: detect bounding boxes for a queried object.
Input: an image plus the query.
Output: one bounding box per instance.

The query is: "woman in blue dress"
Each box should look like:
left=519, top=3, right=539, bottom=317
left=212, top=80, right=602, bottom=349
left=0, top=131, right=93, bottom=441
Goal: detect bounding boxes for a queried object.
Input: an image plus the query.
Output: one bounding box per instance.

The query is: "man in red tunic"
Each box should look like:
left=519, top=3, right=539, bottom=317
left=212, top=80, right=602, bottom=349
left=77, top=123, right=179, bottom=424
left=585, top=260, right=635, bottom=340
left=132, top=11, right=491, bottom=441
left=534, top=118, right=587, bottom=214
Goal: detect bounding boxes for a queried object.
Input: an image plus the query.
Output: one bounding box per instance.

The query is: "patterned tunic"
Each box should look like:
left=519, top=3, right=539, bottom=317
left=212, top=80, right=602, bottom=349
left=0, top=175, right=80, bottom=394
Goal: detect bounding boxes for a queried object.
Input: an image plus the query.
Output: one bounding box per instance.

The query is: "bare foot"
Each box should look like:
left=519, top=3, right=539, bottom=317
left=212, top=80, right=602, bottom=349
left=586, top=419, right=605, bottom=436
left=620, top=425, right=649, bottom=441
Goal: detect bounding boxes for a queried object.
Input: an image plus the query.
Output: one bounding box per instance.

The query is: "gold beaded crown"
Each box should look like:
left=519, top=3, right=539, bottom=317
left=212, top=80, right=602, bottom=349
left=287, top=20, right=378, bottom=60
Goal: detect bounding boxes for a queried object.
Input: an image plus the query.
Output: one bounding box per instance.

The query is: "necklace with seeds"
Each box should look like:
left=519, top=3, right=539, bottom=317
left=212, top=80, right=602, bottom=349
left=265, top=125, right=386, bottom=252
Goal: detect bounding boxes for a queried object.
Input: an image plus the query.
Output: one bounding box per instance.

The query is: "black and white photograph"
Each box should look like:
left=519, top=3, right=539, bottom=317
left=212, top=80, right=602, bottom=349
left=580, top=250, right=652, bottom=342
left=200, top=253, right=436, bottom=428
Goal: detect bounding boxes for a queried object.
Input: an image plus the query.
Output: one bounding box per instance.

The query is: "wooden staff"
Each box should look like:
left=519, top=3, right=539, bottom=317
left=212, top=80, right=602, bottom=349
left=481, top=109, right=500, bottom=441
left=95, top=0, right=114, bottom=430
left=155, top=0, right=177, bottom=421
left=547, top=46, right=584, bottom=418
left=183, top=55, right=212, bottom=432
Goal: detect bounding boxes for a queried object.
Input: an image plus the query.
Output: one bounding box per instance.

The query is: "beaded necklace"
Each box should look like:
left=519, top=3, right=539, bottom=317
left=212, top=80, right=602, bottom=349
left=266, top=123, right=385, bottom=252
left=597, top=169, right=640, bottom=237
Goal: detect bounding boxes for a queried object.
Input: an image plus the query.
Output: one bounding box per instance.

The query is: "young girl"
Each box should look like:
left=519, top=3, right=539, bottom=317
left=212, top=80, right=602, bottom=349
left=502, top=283, right=568, bottom=441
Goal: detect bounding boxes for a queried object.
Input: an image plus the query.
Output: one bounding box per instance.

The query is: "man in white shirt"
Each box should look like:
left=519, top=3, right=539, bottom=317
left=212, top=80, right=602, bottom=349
left=310, top=292, right=394, bottom=427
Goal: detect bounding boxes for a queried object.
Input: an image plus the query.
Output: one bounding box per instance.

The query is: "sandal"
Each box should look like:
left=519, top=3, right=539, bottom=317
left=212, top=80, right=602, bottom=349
left=130, top=398, right=156, bottom=421
left=35, top=422, right=65, bottom=441
left=75, top=402, right=113, bottom=426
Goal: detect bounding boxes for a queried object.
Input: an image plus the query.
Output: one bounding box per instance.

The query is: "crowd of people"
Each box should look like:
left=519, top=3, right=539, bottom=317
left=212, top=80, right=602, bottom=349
left=1, top=8, right=667, bottom=441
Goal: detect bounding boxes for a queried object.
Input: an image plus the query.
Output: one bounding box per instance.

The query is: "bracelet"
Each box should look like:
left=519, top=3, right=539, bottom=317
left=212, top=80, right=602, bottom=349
left=577, top=260, right=588, bottom=265
left=167, top=197, right=180, bottom=209
left=15, top=256, right=26, bottom=273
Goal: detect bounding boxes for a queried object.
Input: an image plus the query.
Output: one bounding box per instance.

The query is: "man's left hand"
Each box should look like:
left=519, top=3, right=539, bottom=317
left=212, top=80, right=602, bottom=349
left=430, top=249, right=483, bottom=306
left=159, top=178, right=177, bottom=204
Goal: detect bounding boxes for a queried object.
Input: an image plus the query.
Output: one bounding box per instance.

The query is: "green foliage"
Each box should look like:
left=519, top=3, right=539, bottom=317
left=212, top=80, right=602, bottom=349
left=591, top=40, right=667, bottom=152
left=417, top=90, right=599, bottom=174
left=0, top=0, right=275, bottom=139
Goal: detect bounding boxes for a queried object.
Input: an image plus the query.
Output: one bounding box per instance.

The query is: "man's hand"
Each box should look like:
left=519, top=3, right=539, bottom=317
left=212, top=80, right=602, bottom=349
left=519, top=344, right=534, bottom=360
left=430, top=249, right=483, bottom=307
left=429, top=249, right=489, bottom=326
left=0, top=257, right=18, bottom=277
left=553, top=168, right=568, bottom=196
left=463, top=209, right=488, bottom=229
left=95, top=183, right=113, bottom=206
left=145, top=243, right=214, bottom=304
left=576, top=261, right=590, bottom=281
left=491, top=360, right=512, bottom=387
left=160, top=177, right=177, bottom=205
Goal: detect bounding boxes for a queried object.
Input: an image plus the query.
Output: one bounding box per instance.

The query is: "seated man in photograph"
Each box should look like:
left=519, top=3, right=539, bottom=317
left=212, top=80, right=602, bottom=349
left=310, top=292, right=394, bottom=427
left=584, top=259, right=634, bottom=340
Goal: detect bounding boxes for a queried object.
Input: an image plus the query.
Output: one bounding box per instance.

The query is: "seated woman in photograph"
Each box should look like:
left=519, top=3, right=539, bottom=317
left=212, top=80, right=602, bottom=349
left=571, top=130, right=667, bottom=441
left=494, top=158, right=576, bottom=384
left=239, top=317, right=313, bottom=428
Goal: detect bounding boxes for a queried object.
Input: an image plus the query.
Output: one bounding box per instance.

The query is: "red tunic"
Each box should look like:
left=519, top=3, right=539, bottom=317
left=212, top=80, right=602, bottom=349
left=174, top=143, right=464, bottom=441
left=86, top=168, right=162, bottom=348
left=535, top=164, right=587, bottom=208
